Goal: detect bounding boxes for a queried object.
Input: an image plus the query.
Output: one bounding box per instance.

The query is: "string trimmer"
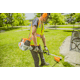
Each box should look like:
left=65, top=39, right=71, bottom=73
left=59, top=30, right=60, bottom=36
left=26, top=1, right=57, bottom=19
left=43, top=49, right=62, bottom=66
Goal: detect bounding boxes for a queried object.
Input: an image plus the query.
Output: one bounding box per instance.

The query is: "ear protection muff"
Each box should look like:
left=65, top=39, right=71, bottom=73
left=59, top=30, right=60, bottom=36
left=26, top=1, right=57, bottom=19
left=42, top=13, right=48, bottom=18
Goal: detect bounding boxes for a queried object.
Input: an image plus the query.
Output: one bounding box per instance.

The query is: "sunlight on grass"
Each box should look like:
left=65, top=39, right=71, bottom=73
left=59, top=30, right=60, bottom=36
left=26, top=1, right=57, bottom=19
left=0, top=28, right=73, bottom=67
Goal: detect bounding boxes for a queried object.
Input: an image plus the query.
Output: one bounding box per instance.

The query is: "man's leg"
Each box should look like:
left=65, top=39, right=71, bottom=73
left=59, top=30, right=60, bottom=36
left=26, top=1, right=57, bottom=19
left=30, top=46, right=39, bottom=67
left=38, top=45, right=49, bottom=66
left=38, top=46, right=45, bottom=64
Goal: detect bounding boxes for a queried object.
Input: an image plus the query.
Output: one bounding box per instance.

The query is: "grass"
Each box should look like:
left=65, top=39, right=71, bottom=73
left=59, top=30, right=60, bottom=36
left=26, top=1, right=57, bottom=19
left=46, top=25, right=80, bottom=28
left=0, top=27, right=74, bottom=67
left=0, top=26, right=29, bottom=32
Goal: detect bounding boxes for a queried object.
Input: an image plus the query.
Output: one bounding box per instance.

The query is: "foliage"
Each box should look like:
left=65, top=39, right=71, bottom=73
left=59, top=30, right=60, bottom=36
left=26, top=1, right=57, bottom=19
left=65, top=13, right=76, bottom=24
left=73, top=13, right=80, bottom=23
left=24, top=20, right=30, bottom=26
left=34, top=13, right=41, bottom=17
left=0, top=13, right=30, bottom=28
left=0, top=13, right=7, bottom=27
left=49, top=13, right=65, bottom=26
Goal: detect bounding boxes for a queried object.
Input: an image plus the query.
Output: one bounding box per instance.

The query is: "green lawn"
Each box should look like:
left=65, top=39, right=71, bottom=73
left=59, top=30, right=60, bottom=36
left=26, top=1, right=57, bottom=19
left=46, top=25, right=80, bottom=28
left=0, top=26, right=29, bottom=31
left=0, top=27, right=74, bottom=67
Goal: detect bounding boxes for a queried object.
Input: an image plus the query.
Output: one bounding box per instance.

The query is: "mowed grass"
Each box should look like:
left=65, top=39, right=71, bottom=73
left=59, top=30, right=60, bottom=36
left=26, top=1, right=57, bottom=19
left=46, top=25, right=80, bottom=28
left=0, top=27, right=74, bottom=67
left=0, top=26, right=29, bottom=32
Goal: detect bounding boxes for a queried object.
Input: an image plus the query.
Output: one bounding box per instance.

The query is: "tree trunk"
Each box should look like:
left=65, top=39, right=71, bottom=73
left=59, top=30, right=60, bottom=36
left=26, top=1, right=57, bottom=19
left=7, top=24, right=8, bottom=28
left=55, top=23, right=56, bottom=29
left=73, top=24, right=74, bottom=31
left=12, top=23, right=13, bottom=28
left=21, top=25, right=22, bottom=30
left=12, top=25, right=13, bottom=28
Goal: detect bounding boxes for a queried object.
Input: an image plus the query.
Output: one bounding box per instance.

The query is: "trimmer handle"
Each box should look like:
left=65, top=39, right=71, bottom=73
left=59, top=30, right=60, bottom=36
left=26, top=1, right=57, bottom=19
left=47, top=50, right=50, bottom=55
left=43, top=49, right=50, bottom=55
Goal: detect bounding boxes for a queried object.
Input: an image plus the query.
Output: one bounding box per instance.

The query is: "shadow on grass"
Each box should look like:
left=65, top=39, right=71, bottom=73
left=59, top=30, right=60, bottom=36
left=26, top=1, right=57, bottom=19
left=0, top=49, right=4, bottom=67
left=47, top=26, right=80, bottom=28
left=47, top=26, right=59, bottom=28
left=63, top=30, right=73, bottom=32
left=44, top=31, right=49, bottom=32
left=0, top=58, right=3, bottom=67
left=0, top=27, right=21, bottom=32
left=63, top=29, right=80, bottom=32
left=62, top=62, right=74, bottom=67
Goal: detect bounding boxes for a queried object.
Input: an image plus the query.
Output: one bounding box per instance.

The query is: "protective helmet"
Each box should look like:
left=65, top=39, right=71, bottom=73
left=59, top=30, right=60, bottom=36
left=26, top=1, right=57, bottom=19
left=42, top=13, right=48, bottom=18
left=18, top=38, right=33, bottom=51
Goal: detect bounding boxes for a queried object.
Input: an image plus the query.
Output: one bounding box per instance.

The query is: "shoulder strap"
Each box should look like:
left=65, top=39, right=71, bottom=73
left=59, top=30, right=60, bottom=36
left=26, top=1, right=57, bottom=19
left=38, top=18, right=41, bottom=28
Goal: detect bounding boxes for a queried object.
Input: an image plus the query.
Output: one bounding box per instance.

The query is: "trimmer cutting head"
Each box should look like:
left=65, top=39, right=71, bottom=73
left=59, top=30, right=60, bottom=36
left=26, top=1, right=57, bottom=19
left=54, top=57, right=62, bottom=62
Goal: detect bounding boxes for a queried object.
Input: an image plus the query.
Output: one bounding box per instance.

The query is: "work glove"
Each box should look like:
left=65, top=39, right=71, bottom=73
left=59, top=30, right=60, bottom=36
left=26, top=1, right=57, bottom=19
left=33, top=46, right=39, bottom=52
left=44, top=46, right=50, bottom=55
left=44, top=46, right=48, bottom=51
left=28, top=46, right=33, bottom=50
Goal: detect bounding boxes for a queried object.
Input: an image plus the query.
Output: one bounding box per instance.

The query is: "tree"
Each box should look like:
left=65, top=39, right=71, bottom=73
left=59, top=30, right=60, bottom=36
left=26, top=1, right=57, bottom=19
left=65, top=13, right=75, bottom=24
left=73, top=13, right=80, bottom=23
left=24, top=20, right=30, bottom=26
left=4, top=13, right=14, bottom=28
left=0, top=13, right=29, bottom=28
left=34, top=13, right=41, bottom=17
left=49, top=13, right=65, bottom=27
left=0, top=13, right=7, bottom=27
left=12, top=13, right=26, bottom=26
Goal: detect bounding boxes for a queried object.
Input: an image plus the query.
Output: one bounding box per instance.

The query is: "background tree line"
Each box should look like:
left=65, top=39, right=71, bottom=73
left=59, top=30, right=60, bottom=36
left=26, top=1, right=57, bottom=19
left=0, top=13, right=30, bottom=28
left=0, top=13, right=80, bottom=29
left=35, top=13, right=80, bottom=26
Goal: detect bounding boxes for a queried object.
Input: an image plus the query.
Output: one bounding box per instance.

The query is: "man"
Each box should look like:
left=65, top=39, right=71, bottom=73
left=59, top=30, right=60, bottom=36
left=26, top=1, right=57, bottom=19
left=28, top=13, right=50, bottom=67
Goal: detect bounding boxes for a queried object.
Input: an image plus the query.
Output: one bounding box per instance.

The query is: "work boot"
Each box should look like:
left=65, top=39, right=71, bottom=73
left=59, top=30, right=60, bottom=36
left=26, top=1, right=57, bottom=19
left=40, top=62, right=49, bottom=67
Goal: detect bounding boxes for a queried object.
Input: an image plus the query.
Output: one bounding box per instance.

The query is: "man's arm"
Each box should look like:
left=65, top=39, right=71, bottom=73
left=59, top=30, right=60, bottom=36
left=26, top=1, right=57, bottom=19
left=32, top=18, right=39, bottom=46
left=32, top=26, right=37, bottom=46
left=42, top=34, right=49, bottom=52
left=41, top=34, right=46, bottom=47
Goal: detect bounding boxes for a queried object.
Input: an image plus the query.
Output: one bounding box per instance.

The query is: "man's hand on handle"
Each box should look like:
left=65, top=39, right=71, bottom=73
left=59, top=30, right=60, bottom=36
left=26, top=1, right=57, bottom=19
left=43, top=46, right=50, bottom=55
left=33, top=46, right=39, bottom=52
left=44, top=46, right=48, bottom=51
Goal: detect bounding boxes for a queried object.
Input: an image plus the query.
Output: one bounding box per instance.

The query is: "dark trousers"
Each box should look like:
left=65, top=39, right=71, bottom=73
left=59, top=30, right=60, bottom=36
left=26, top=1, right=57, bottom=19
left=30, top=45, right=45, bottom=67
